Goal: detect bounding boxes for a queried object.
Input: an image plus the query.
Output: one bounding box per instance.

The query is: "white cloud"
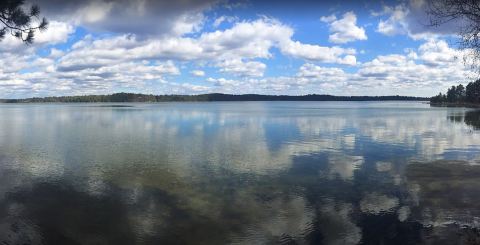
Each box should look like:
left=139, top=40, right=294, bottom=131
left=36, top=0, right=215, bottom=38
left=2, top=3, right=474, bottom=99
left=297, top=63, right=347, bottom=81
left=321, top=11, right=367, bottom=44
left=0, top=53, right=31, bottom=74
left=191, top=70, right=206, bottom=77
left=216, top=59, right=266, bottom=77
left=320, top=14, right=336, bottom=23
left=417, top=39, right=459, bottom=66
left=374, top=1, right=461, bottom=40
left=356, top=54, right=462, bottom=89
left=0, top=56, right=181, bottom=97
left=53, top=18, right=357, bottom=74
left=49, top=48, right=65, bottom=58
left=0, top=21, right=74, bottom=54
left=0, top=79, right=30, bottom=87
left=179, top=83, right=211, bottom=93
left=35, top=21, right=75, bottom=44
left=280, top=41, right=357, bottom=65
left=213, top=15, right=238, bottom=28
left=73, top=1, right=115, bottom=24
left=2, top=37, right=471, bottom=98
left=376, top=5, right=410, bottom=36
left=206, top=77, right=237, bottom=86
left=293, top=39, right=473, bottom=96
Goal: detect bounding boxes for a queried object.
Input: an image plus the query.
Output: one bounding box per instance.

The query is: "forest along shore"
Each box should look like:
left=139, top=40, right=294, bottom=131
left=0, top=93, right=429, bottom=103
left=430, top=79, right=480, bottom=107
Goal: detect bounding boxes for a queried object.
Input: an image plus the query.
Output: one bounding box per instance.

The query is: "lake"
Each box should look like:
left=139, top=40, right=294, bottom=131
left=1, top=101, right=480, bottom=244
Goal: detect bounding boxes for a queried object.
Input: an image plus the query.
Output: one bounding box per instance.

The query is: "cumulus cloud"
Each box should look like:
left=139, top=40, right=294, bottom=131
left=320, top=14, right=336, bottom=23
left=0, top=53, right=181, bottom=97
left=417, top=39, right=460, bottom=66
left=178, top=83, right=211, bottom=93
left=1, top=2, right=474, bottom=98
left=34, top=21, right=75, bottom=44
left=297, top=39, right=473, bottom=95
left=216, top=59, right=266, bottom=77
left=376, top=5, right=409, bottom=36
left=321, top=11, right=367, bottom=44
left=47, top=18, right=358, bottom=77
left=2, top=15, right=363, bottom=97
left=206, top=77, right=237, bottom=87
left=191, top=70, right=206, bottom=77
left=297, top=63, right=347, bottom=84
left=269, top=38, right=470, bottom=96
left=0, top=20, right=74, bottom=54
left=280, top=41, right=357, bottom=65
left=53, top=18, right=354, bottom=68
left=212, top=15, right=238, bottom=28
left=374, top=1, right=462, bottom=40
left=1, top=36, right=472, bottom=98
left=34, top=0, right=216, bottom=37
left=184, top=39, right=471, bottom=95
left=357, top=39, right=470, bottom=84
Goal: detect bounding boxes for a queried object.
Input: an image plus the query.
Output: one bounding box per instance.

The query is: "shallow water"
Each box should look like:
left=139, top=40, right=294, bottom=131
left=1, top=101, right=480, bottom=244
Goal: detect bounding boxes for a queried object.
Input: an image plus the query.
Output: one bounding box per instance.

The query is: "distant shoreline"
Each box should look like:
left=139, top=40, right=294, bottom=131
left=0, top=93, right=429, bottom=103
left=429, top=102, right=480, bottom=108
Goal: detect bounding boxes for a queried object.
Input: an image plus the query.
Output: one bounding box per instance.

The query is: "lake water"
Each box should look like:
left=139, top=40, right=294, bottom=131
left=1, top=101, right=480, bottom=244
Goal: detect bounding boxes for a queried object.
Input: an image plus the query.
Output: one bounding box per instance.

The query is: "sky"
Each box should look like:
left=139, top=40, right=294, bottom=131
left=0, top=0, right=476, bottom=98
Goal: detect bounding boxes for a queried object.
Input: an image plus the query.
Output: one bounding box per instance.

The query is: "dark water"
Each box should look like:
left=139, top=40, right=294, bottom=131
left=1, top=102, right=480, bottom=245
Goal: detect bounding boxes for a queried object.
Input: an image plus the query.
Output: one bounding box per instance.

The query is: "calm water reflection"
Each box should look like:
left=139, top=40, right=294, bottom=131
left=1, top=102, right=480, bottom=244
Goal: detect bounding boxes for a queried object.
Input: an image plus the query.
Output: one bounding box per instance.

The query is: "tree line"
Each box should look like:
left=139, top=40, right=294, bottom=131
left=430, top=79, right=480, bottom=104
left=0, top=93, right=428, bottom=103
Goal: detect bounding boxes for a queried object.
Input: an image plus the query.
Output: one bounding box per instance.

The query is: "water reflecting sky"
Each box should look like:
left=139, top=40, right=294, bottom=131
left=1, top=101, right=480, bottom=244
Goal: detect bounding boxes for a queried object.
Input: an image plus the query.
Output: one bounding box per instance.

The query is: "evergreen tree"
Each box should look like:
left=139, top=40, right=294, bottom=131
left=446, top=86, right=457, bottom=102
left=0, top=0, right=48, bottom=44
left=466, top=79, right=480, bottom=103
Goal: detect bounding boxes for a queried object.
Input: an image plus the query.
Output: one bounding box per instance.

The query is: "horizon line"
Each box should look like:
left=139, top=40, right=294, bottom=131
left=1, top=92, right=430, bottom=102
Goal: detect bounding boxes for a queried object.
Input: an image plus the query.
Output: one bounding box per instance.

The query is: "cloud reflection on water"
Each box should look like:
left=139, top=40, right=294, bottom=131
left=0, top=102, right=480, bottom=244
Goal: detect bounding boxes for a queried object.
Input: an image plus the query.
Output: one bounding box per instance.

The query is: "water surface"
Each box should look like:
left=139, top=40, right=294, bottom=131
left=1, top=101, right=480, bottom=244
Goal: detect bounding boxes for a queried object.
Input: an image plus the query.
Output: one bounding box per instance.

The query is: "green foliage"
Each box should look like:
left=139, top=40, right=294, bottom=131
left=430, top=92, right=447, bottom=104
left=0, top=0, right=48, bottom=44
left=0, top=92, right=428, bottom=103
left=431, top=80, right=480, bottom=104
left=466, top=80, right=480, bottom=104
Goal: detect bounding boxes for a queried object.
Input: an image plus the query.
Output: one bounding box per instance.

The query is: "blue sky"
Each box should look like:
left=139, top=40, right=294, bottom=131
left=0, top=0, right=474, bottom=98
